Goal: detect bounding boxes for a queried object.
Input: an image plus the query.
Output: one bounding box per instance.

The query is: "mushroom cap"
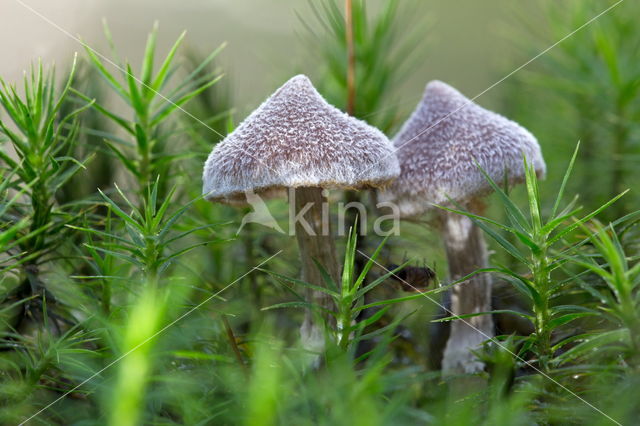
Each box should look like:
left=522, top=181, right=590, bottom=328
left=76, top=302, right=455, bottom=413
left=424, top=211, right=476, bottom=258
left=378, top=81, right=546, bottom=218
left=203, top=75, right=400, bottom=203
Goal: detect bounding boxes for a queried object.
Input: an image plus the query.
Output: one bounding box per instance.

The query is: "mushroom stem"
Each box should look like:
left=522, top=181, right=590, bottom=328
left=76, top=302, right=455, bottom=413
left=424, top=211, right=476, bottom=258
left=345, top=0, right=356, bottom=116
left=290, top=187, right=341, bottom=349
left=440, top=203, right=494, bottom=374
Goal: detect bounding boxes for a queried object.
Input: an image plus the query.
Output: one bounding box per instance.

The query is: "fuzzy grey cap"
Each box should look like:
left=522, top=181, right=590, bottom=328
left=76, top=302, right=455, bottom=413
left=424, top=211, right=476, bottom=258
left=203, top=75, right=400, bottom=203
left=378, top=81, right=546, bottom=217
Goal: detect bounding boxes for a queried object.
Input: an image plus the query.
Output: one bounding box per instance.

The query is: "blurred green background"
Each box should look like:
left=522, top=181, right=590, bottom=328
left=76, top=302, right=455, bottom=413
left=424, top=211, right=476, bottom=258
left=1, top=0, right=639, bottom=425
left=0, top=0, right=525, bottom=112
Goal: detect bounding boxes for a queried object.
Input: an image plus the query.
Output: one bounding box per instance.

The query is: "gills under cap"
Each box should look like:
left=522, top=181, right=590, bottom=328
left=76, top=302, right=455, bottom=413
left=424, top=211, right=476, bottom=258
left=379, top=80, right=546, bottom=217
left=203, top=75, right=400, bottom=203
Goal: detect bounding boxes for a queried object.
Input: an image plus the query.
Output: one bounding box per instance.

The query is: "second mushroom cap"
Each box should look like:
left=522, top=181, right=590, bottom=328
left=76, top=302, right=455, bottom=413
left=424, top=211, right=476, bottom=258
left=379, top=80, right=546, bottom=217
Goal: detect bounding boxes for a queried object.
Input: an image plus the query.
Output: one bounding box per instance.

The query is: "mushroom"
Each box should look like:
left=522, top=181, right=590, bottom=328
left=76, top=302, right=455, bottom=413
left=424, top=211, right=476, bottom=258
left=379, top=81, right=545, bottom=373
left=203, top=75, right=399, bottom=349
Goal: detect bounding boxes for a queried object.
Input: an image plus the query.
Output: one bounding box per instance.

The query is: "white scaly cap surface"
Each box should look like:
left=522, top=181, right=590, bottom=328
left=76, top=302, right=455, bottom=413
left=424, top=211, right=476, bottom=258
left=379, top=80, right=546, bottom=218
left=203, top=75, right=400, bottom=203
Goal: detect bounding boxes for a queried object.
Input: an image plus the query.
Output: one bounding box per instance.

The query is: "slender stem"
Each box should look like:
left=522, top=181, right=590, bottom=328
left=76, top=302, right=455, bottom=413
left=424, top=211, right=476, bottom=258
left=143, top=233, right=160, bottom=289
left=440, top=205, right=494, bottom=373
left=17, top=160, right=52, bottom=324
left=345, top=0, right=356, bottom=116
left=30, top=179, right=52, bottom=253
left=532, top=247, right=552, bottom=371
left=290, top=187, right=340, bottom=346
left=337, top=296, right=353, bottom=350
